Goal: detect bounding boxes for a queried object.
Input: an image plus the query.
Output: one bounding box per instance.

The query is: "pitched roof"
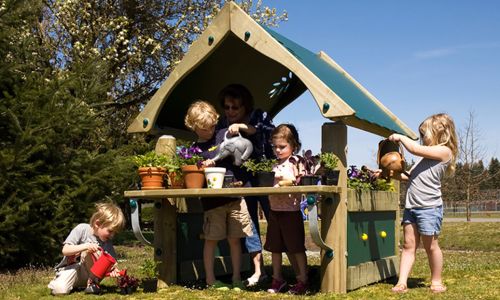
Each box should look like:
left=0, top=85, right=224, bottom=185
left=127, top=2, right=417, bottom=139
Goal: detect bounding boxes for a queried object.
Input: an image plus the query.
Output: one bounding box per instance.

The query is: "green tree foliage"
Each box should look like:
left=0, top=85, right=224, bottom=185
left=41, top=0, right=287, bottom=140
left=1, top=0, right=286, bottom=269
left=481, top=157, right=500, bottom=189
left=0, top=0, right=141, bottom=268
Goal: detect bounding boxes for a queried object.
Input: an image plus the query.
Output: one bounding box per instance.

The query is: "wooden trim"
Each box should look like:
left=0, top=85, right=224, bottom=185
left=347, top=190, right=399, bottom=211
left=228, top=4, right=354, bottom=119
left=346, top=256, right=399, bottom=290
left=154, top=136, right=177, bottom=287
left=127, top=4, right=231, bottom=133
left=320, top=122, right=348, bottom=293
left=318, top=51, right=417, bottom=139
left=125, top=185, right=342, bottom=199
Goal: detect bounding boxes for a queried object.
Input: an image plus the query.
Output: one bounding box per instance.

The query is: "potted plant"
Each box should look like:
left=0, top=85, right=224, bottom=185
left=164, top=156, right=184, bottom=189
left=131, top=151, right=170, bottom=190
left=140, top=258, right=160, bottom=293
left=176, top=145, right=205, bottom=188
left=297, top=150, right=321, bottom=186
left=116, top=273, right=139, bottom=294
left=243, top=158, right=277, bottom=187
left=347, top=165, right=395, bottom=191
left=319, top=152, right=340, bottom=185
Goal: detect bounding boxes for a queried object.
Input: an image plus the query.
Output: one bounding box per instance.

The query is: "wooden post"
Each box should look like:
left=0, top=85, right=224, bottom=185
left=154, top=135, right=177, bottom=287
left=320, top=122, right=347, bottom=293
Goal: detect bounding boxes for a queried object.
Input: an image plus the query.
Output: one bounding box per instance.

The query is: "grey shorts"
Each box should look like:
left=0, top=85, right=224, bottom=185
left=402, top=206, right=443, bottom=236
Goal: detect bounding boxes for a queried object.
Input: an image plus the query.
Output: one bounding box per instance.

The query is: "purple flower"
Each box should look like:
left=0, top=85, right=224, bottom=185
left=176, top=145, right=203, bottom=165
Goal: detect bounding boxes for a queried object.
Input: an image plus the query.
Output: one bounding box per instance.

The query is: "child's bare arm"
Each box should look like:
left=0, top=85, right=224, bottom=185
left=62, top=243, right=99, bottom=256
left=228, top=123, right=256, bottom=135
left=388, top=134, right=451, bottom=162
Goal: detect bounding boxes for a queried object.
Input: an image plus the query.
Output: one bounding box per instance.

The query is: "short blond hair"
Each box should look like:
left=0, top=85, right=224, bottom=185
left=184, top=100, right=219, bottom=131
left=89, top=202, right=125, bottom=233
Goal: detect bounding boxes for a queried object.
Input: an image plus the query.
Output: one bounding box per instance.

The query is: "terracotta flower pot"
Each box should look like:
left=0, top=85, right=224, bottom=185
left=167, top=172, right=184, bottom=189
left=138, top=167, right=166, bottom=190
left=181, top=165, right=205, bottom=188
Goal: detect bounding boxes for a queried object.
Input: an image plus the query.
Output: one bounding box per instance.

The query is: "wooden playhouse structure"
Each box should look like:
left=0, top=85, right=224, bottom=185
left=124, top=2, right=417, bottom=293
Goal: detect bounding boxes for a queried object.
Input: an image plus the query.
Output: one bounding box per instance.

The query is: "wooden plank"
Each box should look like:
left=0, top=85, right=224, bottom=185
left=320, top=122, right=347, bottom=293
left=318, top=51, right=417, bottom=139
left=228, top=3, right=355, bottom=119
left=346, top=256, right=399, bottom=290
left=347, top=190, right=399, bottom=211
left=154, top=136, right=177, bottom=288
left=125, top=185, right=342, bottom=199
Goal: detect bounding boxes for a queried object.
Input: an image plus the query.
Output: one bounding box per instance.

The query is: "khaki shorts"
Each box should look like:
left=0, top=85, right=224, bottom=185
left=203, top=199, right=252, bottom=240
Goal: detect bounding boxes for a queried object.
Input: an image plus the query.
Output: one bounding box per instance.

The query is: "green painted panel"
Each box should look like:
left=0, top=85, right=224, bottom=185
left=176, top=213, right=230, bottom=261
left=347, top=211, right=396, bottom=266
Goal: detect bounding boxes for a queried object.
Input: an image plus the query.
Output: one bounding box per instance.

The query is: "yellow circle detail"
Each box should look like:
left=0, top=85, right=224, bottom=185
left=361, top=233, right=368, bottom=241
left=380, top=231, right=387, bottom=238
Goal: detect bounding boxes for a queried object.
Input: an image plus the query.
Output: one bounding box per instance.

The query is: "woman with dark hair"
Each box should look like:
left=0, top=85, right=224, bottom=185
left=217, top=83, right=275, bottom=286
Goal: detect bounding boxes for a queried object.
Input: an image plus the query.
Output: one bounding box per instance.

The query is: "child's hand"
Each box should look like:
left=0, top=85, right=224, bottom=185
left=388, top=133, right=402, bottom=142
left=228, top=123, right=247, bottom=135
left=87, top=243, right=100, bottom=254
left=109, top=268, right=122, bottom=278
left=202, top=159, right=215, bottom=167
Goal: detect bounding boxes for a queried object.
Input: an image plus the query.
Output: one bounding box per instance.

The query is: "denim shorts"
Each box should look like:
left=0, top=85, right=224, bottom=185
left=402, top=206, right=443, bottom=236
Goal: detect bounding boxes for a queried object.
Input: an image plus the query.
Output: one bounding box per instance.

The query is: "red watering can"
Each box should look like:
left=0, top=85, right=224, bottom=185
left=90, top=248, right=126, bottom=280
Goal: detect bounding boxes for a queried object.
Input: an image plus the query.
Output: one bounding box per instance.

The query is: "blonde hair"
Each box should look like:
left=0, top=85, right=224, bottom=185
left=184, top=100, right=219, bottom=131
left=419, top=113, right=458, bottom=175
left=89, top=202, right=125, bottom=233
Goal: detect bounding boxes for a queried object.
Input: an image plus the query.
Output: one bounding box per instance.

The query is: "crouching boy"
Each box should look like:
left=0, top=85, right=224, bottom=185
left=48, top=202, right=125, bottom=295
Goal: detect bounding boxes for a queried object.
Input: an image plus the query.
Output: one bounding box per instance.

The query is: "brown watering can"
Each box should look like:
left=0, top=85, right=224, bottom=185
left=377, top=139, right=407, bottom=178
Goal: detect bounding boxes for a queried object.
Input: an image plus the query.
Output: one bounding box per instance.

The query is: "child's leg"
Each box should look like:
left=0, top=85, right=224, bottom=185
left=47, top=264, right=81, bottom=295
left=421, top=235, right=443, bottom=285
left=290, top=252, right=308, bottom=283
left=286, top=252, right=299, bottom=278
left=203, top=239, right=218, bottom=285
left=271, top=252, right=283, bottom=281
left=397, top=223, right=420, bottom=286
left=227, top=237, right=242, bottom=282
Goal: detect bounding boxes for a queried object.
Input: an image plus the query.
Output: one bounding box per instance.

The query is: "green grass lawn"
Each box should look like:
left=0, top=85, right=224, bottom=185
left=1, top=222, right=499, bottom=300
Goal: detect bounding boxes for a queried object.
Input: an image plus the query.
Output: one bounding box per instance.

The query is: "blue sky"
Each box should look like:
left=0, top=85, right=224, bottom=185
left=267, top=1, right=500, bottom=168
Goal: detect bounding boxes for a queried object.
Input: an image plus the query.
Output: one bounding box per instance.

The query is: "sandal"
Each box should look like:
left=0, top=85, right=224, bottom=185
left=430, top=282, right=447, bottom=293
left=391, top=283, right=408, bottom=293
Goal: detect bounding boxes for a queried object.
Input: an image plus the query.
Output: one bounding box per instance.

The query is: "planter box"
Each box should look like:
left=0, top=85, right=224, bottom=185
left=345, top=189, right=400, bottom=290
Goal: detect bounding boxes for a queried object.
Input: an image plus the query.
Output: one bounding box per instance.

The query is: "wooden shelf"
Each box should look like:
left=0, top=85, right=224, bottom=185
left=124, top=185, right=342, bottom=199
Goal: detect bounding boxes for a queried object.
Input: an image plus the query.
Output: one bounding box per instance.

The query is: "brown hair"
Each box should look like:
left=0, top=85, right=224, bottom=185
left=184, top=100, right=219, bottom=131
left=271, top=124, right=301, bottom=154
left=419, top=113, right=458, bottom=174
left=89, top=202, right=125, bottom=233
left=218, top=84, right=254, bottom=115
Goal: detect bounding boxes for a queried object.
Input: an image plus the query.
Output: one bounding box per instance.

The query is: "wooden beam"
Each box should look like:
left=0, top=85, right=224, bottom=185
left=154, top=136, right=177, bottom=288
left=320, top=122, right=348, bottom=293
